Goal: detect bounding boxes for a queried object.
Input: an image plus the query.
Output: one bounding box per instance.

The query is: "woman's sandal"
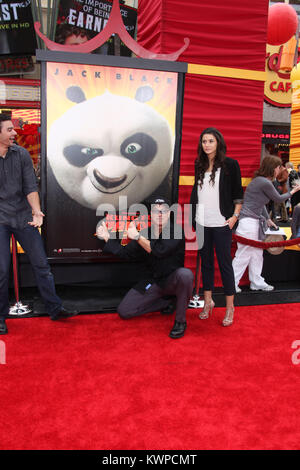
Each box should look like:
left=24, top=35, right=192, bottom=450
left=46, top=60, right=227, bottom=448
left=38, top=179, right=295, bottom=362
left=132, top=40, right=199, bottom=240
left=222, top=307, right=234, bottom=327
left=199, top=300, right=215, bottom=320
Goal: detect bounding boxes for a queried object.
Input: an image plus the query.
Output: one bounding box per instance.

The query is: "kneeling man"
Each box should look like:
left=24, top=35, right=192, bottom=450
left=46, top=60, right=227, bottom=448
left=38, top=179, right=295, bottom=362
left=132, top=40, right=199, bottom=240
left=96, top=197, right=193, bottom=339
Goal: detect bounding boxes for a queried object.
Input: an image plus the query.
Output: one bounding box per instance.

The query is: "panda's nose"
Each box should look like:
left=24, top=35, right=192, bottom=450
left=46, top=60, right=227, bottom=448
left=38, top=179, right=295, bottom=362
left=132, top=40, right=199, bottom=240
left=90, top=155, right=133, bottom=176
left=93, top=169, right=127, bottom=189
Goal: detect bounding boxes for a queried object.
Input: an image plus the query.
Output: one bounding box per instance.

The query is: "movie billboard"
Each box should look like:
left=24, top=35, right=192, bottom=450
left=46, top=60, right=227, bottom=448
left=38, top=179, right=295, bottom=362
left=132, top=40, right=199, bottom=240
left=55, top=0, right=137, bottom=55
left=44, top=59, right=182, bottom=259
left=0, top=0, right=37, bottom=56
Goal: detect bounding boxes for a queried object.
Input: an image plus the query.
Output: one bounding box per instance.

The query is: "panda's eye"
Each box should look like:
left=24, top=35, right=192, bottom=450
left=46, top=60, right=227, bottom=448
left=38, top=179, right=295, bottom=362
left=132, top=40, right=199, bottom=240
left=81, top=147, right=102, bottom=157
left=63, top=145, right=104, bottom=167
left=121, top=133, right=157, bottom=166
left=124, top=143, right=142, bottom=154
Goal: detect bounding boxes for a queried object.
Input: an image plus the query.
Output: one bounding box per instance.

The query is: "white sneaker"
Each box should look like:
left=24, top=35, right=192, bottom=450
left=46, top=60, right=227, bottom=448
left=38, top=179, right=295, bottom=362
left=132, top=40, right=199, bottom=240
left=235, top=286, right=241, bottom=293
left=262, top=285, right=274, bottom=291
left=250, top=284, right=274, bottom=291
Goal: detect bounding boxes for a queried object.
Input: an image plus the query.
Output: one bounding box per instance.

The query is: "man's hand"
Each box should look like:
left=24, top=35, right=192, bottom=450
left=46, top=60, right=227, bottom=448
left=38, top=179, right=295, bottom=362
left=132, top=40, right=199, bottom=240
left=28, top=211, right=45, bottom=228
left=291, top=184, right=300, bottom=195
left=96, top=220, right=110, bottom=242
left=126, top=220, right=140, bottom=240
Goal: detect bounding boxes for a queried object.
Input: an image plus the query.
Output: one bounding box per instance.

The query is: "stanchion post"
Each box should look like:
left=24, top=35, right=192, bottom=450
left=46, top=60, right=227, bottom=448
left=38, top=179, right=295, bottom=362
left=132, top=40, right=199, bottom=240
left=188, top=250, right=204, bottom=309
left=9, top=235, right=32, bottom=316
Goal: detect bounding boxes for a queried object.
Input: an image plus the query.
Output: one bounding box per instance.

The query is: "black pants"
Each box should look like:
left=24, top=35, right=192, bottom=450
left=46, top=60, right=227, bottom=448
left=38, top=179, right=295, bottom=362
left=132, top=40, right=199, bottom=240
left=117, top=268, right=194, bottom=323
left=198, top=225, right=235, bottom=296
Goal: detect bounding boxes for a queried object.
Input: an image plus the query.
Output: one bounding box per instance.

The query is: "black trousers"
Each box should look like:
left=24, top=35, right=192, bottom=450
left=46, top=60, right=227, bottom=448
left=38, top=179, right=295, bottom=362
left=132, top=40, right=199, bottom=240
left=117, top=267, right=194, bottom=323
left=198, top=225, right=235, bottom=296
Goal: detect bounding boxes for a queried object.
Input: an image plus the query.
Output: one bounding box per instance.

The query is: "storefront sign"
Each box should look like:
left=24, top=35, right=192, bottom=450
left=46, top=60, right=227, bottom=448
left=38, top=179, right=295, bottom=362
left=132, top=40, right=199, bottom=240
left=0, top=1, right=37, bottom=55
left=264, top=43, right=292, bottom=108
left=0, top=55, right=34, bottom=75
left=55, top=0, right=137, bottom=55
left=0, top=79, right=40, bottom=105
left=262, top=126, right=290, bottom=143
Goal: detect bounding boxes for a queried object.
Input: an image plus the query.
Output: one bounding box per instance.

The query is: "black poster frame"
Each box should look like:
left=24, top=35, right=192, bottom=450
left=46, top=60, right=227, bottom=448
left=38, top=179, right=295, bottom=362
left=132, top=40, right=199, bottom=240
left=37, top=50, right=187, bottom=263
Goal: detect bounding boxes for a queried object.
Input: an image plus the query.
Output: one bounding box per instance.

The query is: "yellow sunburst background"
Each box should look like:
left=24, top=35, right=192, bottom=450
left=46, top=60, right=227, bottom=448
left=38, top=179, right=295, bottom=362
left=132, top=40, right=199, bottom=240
left=47, top=62, right=178, bottom=133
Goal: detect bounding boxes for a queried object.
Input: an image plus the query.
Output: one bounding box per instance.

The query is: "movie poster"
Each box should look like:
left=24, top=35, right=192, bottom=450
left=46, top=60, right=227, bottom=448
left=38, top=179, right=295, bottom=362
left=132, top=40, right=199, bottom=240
left=0, top=0, right=37, bottom=55
left=45, top=61, right=179, bottom=259
left=55, top=0, right=137, bottom=56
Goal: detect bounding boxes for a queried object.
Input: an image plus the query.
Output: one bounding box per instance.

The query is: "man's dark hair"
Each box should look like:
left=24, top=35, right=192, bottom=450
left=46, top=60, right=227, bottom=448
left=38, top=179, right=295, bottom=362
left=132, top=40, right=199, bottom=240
left=55, top=24, right=92, bottom=44
left=0, top=114, right=12, bottom=131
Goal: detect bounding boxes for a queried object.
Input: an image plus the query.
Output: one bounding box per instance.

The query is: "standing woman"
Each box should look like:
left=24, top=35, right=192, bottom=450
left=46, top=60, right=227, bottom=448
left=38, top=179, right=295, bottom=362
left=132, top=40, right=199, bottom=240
left=190, top=127, right=243, bottom=326
left=291, top=203, right=300, bottom=240
left=232, top=155, right=300, bottom=292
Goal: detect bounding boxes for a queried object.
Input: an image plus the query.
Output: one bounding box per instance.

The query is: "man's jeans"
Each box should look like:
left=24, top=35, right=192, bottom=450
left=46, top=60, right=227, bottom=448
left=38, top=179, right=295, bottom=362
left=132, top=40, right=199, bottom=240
left=0, top=224, right=62, bottom=320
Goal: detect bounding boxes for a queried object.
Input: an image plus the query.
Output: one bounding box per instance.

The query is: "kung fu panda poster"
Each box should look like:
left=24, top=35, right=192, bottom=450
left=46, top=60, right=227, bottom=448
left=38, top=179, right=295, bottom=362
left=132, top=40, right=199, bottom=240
left=43, top=58, right=183, bottom=260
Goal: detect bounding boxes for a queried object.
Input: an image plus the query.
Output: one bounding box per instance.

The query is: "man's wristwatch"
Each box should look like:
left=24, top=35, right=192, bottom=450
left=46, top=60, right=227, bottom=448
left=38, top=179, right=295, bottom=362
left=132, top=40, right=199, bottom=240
left=233, top=213, right=239, bottom=219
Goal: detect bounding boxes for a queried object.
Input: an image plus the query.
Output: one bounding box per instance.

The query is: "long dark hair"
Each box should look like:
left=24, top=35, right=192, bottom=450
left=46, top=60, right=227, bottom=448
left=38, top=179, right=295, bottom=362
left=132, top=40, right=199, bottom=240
left=195, top=127, right=227, bottom=188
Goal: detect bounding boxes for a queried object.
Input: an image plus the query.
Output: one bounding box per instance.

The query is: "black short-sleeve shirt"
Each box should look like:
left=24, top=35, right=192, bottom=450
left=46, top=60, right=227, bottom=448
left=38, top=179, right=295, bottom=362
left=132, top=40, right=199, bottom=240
left=0, top=145, right=38, bottom=229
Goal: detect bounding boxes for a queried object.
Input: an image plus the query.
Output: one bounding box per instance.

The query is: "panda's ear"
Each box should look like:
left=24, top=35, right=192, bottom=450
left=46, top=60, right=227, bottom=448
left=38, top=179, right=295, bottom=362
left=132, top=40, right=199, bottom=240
left=66, top=86, right=87, bottom=103
left=135, top=86, right=154, bottom=103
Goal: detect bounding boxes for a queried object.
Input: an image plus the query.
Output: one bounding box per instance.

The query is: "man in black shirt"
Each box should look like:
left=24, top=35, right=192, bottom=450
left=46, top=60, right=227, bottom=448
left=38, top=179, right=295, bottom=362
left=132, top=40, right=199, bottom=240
left=0, top=114, right=77, bottom=335
left=97, top=197, right=194, bottom=339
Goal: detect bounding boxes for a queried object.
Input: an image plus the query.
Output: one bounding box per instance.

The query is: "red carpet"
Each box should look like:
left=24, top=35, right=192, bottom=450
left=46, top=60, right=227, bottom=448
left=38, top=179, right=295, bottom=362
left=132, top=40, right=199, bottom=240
left=1, top=303, right=300, bottom=450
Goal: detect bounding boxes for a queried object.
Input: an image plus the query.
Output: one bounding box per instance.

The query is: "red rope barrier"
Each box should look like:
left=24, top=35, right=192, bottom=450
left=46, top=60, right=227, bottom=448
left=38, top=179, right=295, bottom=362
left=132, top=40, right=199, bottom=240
left=233, top=233, right=300, bottom=248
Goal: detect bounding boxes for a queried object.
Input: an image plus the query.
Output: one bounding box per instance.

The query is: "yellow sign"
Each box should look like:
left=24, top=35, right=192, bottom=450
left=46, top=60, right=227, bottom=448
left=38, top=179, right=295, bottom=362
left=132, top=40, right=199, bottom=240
left=264, top=43, right=292, bottom=108
left=0, top=82, right=40, bottom=104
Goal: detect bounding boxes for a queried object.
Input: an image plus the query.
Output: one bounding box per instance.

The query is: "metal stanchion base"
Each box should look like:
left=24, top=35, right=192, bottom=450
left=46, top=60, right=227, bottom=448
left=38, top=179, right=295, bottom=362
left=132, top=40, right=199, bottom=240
left=9, top=301, right=32, bottom=316
left=188, top=295, right=204, bottom=309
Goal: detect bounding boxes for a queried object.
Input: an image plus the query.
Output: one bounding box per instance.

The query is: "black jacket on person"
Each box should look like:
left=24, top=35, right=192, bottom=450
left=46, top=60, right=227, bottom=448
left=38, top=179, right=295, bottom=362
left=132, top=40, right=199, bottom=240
left=103, top=222, right=185, bottom=292
left=289, top=170, right=300, bottom=207
left=189, top=156, right=243, bottom=229
left=291, top=204, right=300, bottom=239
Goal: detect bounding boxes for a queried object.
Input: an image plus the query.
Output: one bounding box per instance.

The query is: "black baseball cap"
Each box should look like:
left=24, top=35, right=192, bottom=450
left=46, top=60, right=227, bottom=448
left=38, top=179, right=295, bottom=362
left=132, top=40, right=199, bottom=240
left=147, top=195, right=171, bottom=207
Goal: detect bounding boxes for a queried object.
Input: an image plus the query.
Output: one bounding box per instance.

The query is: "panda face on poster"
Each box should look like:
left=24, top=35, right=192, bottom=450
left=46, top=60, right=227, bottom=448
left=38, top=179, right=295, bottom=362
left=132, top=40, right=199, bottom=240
left=47, top=86, right=174, bottom=212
